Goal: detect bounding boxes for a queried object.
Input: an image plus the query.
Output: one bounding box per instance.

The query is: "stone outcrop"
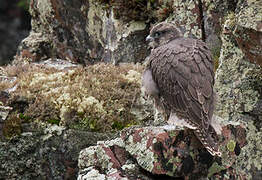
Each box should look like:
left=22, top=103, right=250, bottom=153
left=0, top=123, right=112, bottom=179
left=13, top=0, right=262, bottom=67
left=232, top=0, right=262, bottom=66
left=214, top=2, right=262, bottom=178
left=1, top=0, right=261, bottom=179
left=14, top=0, right=150, bottom=65
left=76, top=0, right=262, bottom=179
left=78, top=124, right=247, bottom=179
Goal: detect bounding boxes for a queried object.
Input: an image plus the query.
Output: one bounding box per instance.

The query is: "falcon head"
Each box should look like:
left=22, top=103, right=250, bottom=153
left=146, top=22, right=182, bottom=49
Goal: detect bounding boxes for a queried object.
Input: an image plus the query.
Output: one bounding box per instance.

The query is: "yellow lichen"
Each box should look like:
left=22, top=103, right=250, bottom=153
left=223, top=12, right=236, bottom=33
left=227, top=140, right=236, bottom=152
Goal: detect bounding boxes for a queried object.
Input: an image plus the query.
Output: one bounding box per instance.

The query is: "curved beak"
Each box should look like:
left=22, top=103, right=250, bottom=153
left=146, top=35, right=154, bottom=42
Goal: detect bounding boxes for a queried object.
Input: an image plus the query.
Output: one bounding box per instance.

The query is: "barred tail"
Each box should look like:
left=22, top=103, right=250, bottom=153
left=194, top=127, right=221, bottom=157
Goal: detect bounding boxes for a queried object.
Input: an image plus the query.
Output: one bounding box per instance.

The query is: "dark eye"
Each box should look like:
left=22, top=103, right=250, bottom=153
left=154, top=32, right=161, bottom=38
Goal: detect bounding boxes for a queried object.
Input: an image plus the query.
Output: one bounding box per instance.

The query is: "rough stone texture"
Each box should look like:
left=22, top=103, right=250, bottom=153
left=168, top=0, right=202, bottom=40
left=214, top=1, right=262, bottom=179
left=0, top=123, right=112, bottom=180
left=0, top=61, right=147, bottom=179
left=203, top=0, right=262, bottom=67
left=15, top=32, right=54, bottom=63
left=202, top=0, right=225, bottom=61
left=0, top=61, right=116, bottom=179
left=14, top=0, right=149, bottom=65
left=78, top=124, right=247, bottom=179
left=12, top=0, right=262, bottom=66
left=2, top=0, right=262, bottom=179
left=13, top=0, right=229, bottom=66
left=0, top=93, right=12, bottom=141
left=210, top=0, right=262, bottom=67
left=233, top=0, right=262, bottom=66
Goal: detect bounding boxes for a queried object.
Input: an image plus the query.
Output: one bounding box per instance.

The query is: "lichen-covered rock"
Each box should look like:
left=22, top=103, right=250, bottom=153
left=214, top=2, right=262, bottom=178
left=14, top=0, right=231, bottom=66
left=14, top=32, right=53, bottom=64
left=78, top=124, right=247, bottom=179
left=3, top=0, right=261, bottom=179
left=215, top=25, right=261, bottom=122
left=219, top=1, right=262, bottom=66
left=0, top=60, right=146, bottom=179
left=0, top=123, right=112, bottom=180
left=169, top=0, right=203, bottom=40
left=203, top=0, right=262, bottom=68
left=233, top=0, right=262, bottom=66
left=202, top=0, right=225, bottom=67
left=14, top=0, right=149, bottom=65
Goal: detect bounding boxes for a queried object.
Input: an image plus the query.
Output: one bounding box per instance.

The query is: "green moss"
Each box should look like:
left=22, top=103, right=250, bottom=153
left=112, top=121, right=125, bottom=131
left=156, top=164, right=162, bottom=171
left=172, top=164, right=177, bottom=172
left=47, top=119, right=60, bottom=125
left=168, top=131, right=178, bottom=138
left=86, top=118, right=98, bottom=131
left=19, top=113, right=31, bottom=122
left=166, top=171, right=174, bottom=177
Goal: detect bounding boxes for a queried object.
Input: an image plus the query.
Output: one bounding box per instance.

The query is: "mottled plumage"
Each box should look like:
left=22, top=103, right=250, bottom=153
left=142, top=22, right=221, bottom=156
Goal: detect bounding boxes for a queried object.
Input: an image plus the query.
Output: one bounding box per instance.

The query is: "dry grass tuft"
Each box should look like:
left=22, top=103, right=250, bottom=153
left=1, top=63, right=144, bottom=133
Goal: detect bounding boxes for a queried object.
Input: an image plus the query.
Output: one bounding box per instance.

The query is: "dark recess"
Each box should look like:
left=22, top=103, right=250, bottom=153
left=0, top=0, right=31, bottom=65
left=197, top=0, right=206, bottom=42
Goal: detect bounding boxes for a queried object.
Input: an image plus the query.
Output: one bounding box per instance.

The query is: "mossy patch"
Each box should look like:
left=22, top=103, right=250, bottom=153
left=19, top=113, right=31, bottom=122
left=1, top=63, right=144, bottom=132
left=47, top=119, right=60, bottom=125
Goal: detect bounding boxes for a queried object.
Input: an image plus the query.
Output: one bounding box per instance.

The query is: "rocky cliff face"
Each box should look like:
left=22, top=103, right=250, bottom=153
left=14, top=0, right=151, bottom=65
left=1, top=0, right=261, bottom=179
left=214, top=1, right=262, bottom=178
